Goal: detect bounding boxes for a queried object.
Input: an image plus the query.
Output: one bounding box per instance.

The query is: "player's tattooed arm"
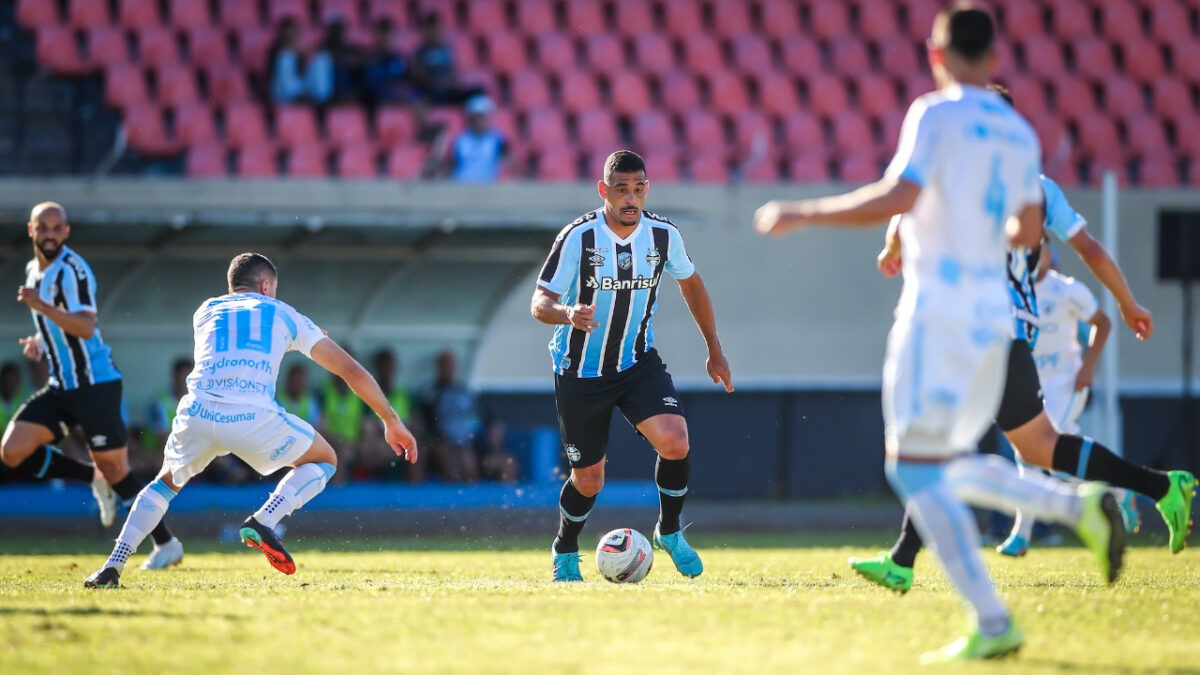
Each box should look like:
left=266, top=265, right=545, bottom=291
left=16, top=287, right=96, bottom=338
left=676, top=273, right=733, bottom=393
left=530, top=286, right=598, bottom=333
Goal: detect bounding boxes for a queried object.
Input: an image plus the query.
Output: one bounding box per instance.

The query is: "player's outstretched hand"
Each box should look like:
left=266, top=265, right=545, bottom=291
left=567, top=304, right=599, bottom=333
left=707, top=350, right=734, bottom=393
left=754, top=200, right=808, bottom=237
left=18, top=334, right=41, bottom=361
left=1119, top=302, right=1153, bottom=341
left=16, top=286, right=43, bottom=311
left=877, top=245, right=902, bottom=278
left=385, top=420, right=419, bottom=464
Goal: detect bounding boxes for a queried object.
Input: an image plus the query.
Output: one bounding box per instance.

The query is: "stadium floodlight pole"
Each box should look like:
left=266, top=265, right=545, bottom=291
left=1100, top=169, right=1122, bottom=454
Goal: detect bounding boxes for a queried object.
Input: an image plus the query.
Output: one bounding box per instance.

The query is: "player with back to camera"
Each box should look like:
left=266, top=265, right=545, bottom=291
left=84, top=253, right=418, bottom=588
left=1, top=202, right=183, bottom=570
left=755, top=4, right=1126, bottom=662
left=532, top=150, right=733, bottom=582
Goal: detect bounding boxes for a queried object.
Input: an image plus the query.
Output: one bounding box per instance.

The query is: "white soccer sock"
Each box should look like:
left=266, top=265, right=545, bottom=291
left=907, top=485, right=1009, bottom=635
left=1010, top=457, right=1036, bottom=540
left=105, top=479, right=175, bottom=571
left=945, top=454, right=1081, bottom=525
left=252, top=462, right=335, bottom=529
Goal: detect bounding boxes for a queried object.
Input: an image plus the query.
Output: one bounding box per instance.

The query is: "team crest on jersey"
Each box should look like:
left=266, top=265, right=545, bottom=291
left=617, top=252, right=633, bottom=270
left=565, top=444, right=581, bottom=463
left=645, top=248, right=661, bottom=267
left=585, top=276, right=599, bottom=289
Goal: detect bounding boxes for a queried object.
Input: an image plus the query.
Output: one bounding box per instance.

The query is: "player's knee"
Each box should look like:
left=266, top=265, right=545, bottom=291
left=91, top=452, right=129, bottom=483
left=571, top=469, right=604, bottom=496
left=656, top=435, right=689, bottom=460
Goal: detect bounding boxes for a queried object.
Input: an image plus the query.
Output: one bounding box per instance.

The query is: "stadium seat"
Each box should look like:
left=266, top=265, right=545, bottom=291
left=992, top=39, right=1018, bottom=82
left=830, top=111, right=874, bottom=152
left=202, top=63, right=252, bottom=104
left=319, top=0, right=363, bottom=25
left=464, top=0, right=509, bottom=34
left=85, top=26, right=133, bottom=70
left=1188, top=157, right=1200, bottom=186
left=1121, top=38, right=1167, bottom=83
left=873, top=35, right=921, bottom=80
left=275, top=106, right=320, bottom=148
left=387, top=143, right=431, bottom=179
left=480, top=32, right=529, bottom=74
left=1169, top=38, right=1200, bottom=86
left=1070, top=36, right=1116, bottom=81
left=174, top=102, right=219, bottom=146
left=137, top=26, right=183, bottom=65
left=757, top=0, right=803, bottom=39
left=1073, top=116, right=1122, bottom=161
left=781, top=111, right=824, bottom=151
left=556, top=69, right=603, bottom=114
left=223, top=103, right=271, bottom=147
left=877, top=110, right=904, bottom=148
left=1049, top=0, right=1095, bottom=39
left=656, top=69, right=702, bottom=112
left=185, top=143, right=228, bottom=177
left=68, top=0, right=112, bottom=28
left=532, top=34, right=580, bottom=75
left=1149, top=1, right=1191, bottom=42
left=1122, top=112, right=1170, bottom=158
left=366, top=0, right=408, bottom=27
left=900, top=0, right=940, bottom=39
left=219, top=0, right=263, bottom=31
left=337, top=143, right=380, bottom=178
left=632, top=32, right=677, bottom=75
left=123, top=103, right=180, bottom=155
left=582, top=32, right=626, bottom=68
left=661, top=0, right=705, bottom=36
left=685, top=150, right=730, bottom=183
left=803, top=72, right=850, bottom=117
left=830, top=37, right=872, bottom=76
left=514, top=0, right=558, bottom=33
left=780, top=35, right=822, bottom=72
left=17, top=0, right=60, bottom=30
left=287, top=145, right=328, bottom=177
left=897, top=71, right=935, bottom=103
left=729, top=35, right=774, bottom=74
left=680, top=110, right=726, bottom=151
left=1003, top=78, right=1047, bottom=115
left=324, top=106, right=370, bottom=148
left=118, top=0, right=162, bottom=29
left=574, top=109, right=621, bottom=154
left=564, top=1, right=606, bottom=33
left=1025, top=112, right=1071, bottom=166
left=730, top=109, right=774, bottom=155
left=838, top=150, right=883, bottom=183
left=789, top=152, right=832, bottom=182
left=711, top=1, right=754, bottom=38
left=104, top=64, right=150, bottom=108
left=268, top=0, right=312, bottom=24
left=154, top=64, right=200, bottom=106
left=377, top=106, right=416, bottom=147
left=999, top=0, right=1045, bottom=35
left=704, top=70, right=751, bottom=115
left=850, top=73, right=899, bottom=118
left=631, top=109, right=678, bottom=150
left=187, top=26, right=234, bottom=65
left=1150, top=78, right=1193, bottom=119
left=604, top=71, right=653, bottom=115
left=236, top=27, right=275, bottom=74
left=857, top=3, right=902, bottom=40
left=679, top=33, right=725, bottom=73
left=808, top=0, right=851, bottom=38
left=1138, top=156, right=1181, bottom=187
left=536, top=147, right=581, bottom=182
left=169, top=0, right=212, bottom=29
left=1017, top=35, right=1067, bottom=81
left=426, top=107, right=465, bottom=141
left=525, top=108, right=571, bottom=151
left=1098, top=0, right=1142, bottom=42
left=750, top=71, right=800, bottom=117
left=740, top=156, right=783, bottom=183
left=1049, top=77, right=1096, bottom=120
left=504, top=69, right=552, bottom=111
left=1180, top=116, right=1200, bottom=157
left=236, top=143, right=279, bottom=177
left=37, top=26, right=88, bottom=76
left=488, top=107, right=519, bottom=142
left=1098, top=75, right=1146, bottom=117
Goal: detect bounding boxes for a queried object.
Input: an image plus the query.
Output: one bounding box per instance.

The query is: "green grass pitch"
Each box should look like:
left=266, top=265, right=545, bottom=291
left=1, top=533, right=1198, bottom=674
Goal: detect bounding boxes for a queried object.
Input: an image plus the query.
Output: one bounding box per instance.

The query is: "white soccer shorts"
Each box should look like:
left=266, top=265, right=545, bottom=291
left=1041, top=373, right=1088, bottom=436
left=163, top=395, right=315, bottom=485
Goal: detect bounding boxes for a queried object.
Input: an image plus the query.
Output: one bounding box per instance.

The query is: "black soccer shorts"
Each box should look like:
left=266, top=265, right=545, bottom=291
left=14, top=379, right=128, bottom=451
left=553, top=349, right=684, bottom=469
left=995, top=339, right=1045, bottom=432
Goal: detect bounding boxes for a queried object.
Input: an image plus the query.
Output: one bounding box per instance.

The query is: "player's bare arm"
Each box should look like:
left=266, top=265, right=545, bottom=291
left=1067, top=227, right=1153, bottom=340
left=309, top=338, right=418, bottom=463
left=877, top=216, right=904, bottom=277
left=1007, top=203, right=1045, bottom=249
left=676, top=272, right=733, bottom=393
left=754, top=178, right=921, bottom=236
left=1075, top=308, right=1112, bottom=391
left=530, top=286, right=599, bottom=333
left=16, top=288, right=96, bottom=339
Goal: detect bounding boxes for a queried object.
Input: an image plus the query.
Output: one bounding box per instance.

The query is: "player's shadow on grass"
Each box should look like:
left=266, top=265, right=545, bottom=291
left=0, top=606, right=240, bottom=620
left=1019, top=658, right=1195, bottom=674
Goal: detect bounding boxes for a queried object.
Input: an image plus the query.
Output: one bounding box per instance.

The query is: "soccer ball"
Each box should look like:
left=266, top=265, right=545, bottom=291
left=595, top=528, right=654, bottom=583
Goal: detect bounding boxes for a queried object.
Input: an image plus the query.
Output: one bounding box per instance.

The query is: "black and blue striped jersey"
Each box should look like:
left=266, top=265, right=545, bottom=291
left=538, top=209, right=695, bottom=378
left=24, top=245, right=120, bottom=390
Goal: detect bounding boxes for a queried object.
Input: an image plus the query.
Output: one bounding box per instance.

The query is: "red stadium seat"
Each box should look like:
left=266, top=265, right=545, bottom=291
left=1188, top=157, right=1200, bottom=186
left=386, top=144, right=430, bottom=180
left=808, top=0, right=851, bottom=38
left=1049, top=0, right=1094, bottom=39
left=556, top=69, right=603, bottom=114
left=336, top=143, right=380, bottom=178
left=873, top=35, right=921, bottom=78
left=1098, top=75, right=1146, bottom=117
left=1138, top=157, right=1180, bottom=187
left=187, top=26, right=233, bottom=64
left=118, top=0, right=161, bottom=29
left=38, top=26, right=88, bottom=76
left=631, top=109, right=677, bottom=149
left=105, top=64, right=149, bottom=108
left=287, top=145, right=328, bottom=177
left=169, top=0, right=212, bottom=29
left=1178, top=116, right=1200, bottom=156
left=123, top=103, right=180, bottom=155
left=850, top=73, right=900, bottom=118
left=1026, top=112, right=1072, bottom=167
left=829, top=37, right=871, bottom=76
left=680, top=110, right=726, bottom=151
left=1049, top=77, right=1096, bottom=120
left=464, top=0, right=508, bottom=34
left=781, top=111, right=823, bottom=151
left=532, top=34, right=579, bottom=75
left=679, top=33, right=724, bottom=73
left=1017, top=35, right=1067, bottom=81
left=1098, top=0, right=1142, bottom=42
left=1122, top=113, right=1170, bottom=159
left=1071, top=36, right=1116, bottom=81
left=730, top=109, right=773, bottom=155
left=661, top=0, right=704, bottom=36
left=1073, top=115, right=1122, bottom=160
left=780, top=35, right=821, bottom=73
left=488, top=108, right=519, bottom=142
left=202, top=63, right=251, bottom=104
left=604, top=71, right=653, bottom=115
left=1169, top=38, right=1200, bottom=86
left=275, top=106, right=320, bottom=148
left=758, top=0, right=802, bottom=39
left=632, top=32, right=676, bottom=75
left=838, top=150, right=883, bottom=183
left=377, top=106, right=416, bottom=147
left=536, top=147, right=581, bottom=182
left=583, top=33, right=626, bottom=68
left=685, top=150, right=730, bottom=183
left=68, top=0, right=111, bottom=28
left=223, top=103, right=271, bottom=147
left=219, top=0, right=262, bottom=30
left=427, top=107, right=465, bottom=140
left=504, top=69, right=552, bottom=111
left=154, top=64, right=200, bottom=105
left=319, top=0, right=363, bottom=25
left=480, top=32, right=528, bottom=74
left=999, top=0, right=1045, bottom=35
left=803, top=72, right=850, bottom=117
left=703, top=70, right=751, bottom=115
left=524, top=108, right=571, bottom=151
left=898, top=71, right=935, bottom=103
left=17, top=0, right=60, bottom=30
left=751, top=71, right=800, bottom=117
left=366, top=0, right=407, bottom=27
left=574, top=109, right=621, bottom=154
left=878, top=110, right=904, bottom=149
left=992, top=39, right=1019, bottom=82
left=268, top=0, right=312, bottom=24
left=137, top=26, right=183, bottom=64
left=325, top=106, right=369, bottom=148
left=789, top=152, right=832, bottom=182
left=1150, top=78, right=1193, bottom=118
left=564, top=1, right=606, bottom=33
left=185, top=143, right=228, bottom=177
left=729, top=35, right=774, bottom=74
left=830, top=111, right=874, bottom=152
left=236, top=143, right=279, bottom=177
left=740, top=156, right=783, bottom=183
left=514, top=0, right=558, bottom=33
left=174, top=102, right=219, bottom=146
left=1149, top=1, right=1191, bottom=42
left=711, top=1, right=754, bottom=38
left=1121, top=38, right=1167, bottom=83
left=657, top=70, right=703, bottom=113
left=236, top=27, right=274, bottom=74
left=85, top=26, right=132, bottom=70
left=857, top=3, right=901, bottom=40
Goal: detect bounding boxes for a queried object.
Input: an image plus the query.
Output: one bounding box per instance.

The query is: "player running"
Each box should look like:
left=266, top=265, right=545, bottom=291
left=1, top=202, right=183, bottom=570
left=755, top=4, right=1125, bottom=662
left=532, top=150, right=733, bottom=582
left=84, top=253, right=417, bottom=588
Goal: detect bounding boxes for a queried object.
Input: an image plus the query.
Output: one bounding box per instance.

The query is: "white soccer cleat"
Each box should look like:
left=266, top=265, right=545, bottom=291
left=91, top=474, right=118, bottom=528
left=140, top=537, right=184, bottom=570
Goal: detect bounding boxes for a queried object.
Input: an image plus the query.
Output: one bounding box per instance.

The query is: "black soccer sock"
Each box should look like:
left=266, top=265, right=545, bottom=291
left=553, top=479, right=597, bottom=554
left=16, top=446, right=94, bottom=483
left=1052, top=434, right=1172, bottom=501
left=655, top=456, right=689, bottom=535
left=889, top=508, right=923, bottom=569
left=112, top=474, right=175, bottom=545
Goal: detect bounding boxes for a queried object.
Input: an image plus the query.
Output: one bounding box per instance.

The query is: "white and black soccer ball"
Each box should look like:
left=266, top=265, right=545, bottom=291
left=595, top=528, right=653, bottom=583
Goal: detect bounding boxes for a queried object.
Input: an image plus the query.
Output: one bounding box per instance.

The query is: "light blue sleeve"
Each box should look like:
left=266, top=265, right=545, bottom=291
left=884, top=99, right=937, bottom=187
left=537, top=228, right=582, bottom=295
left=59, top=260, right=97, bottom=313
left=665, top=227, right=695, bottom=280
left=1040, top=175, right=1087, bottom=241
left=283, top=303, right=326, bottom=357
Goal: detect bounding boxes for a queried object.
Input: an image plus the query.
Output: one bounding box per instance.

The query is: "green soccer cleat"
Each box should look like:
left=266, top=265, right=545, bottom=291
left=1155, top=471, right=1197, bottom=554
left=919, top=622, right=1024, bottom=664
left=848, top=553, right=912, bottom=594
left=1074, top=483, right=1125, bottom=584
left=653, top=524, right=703, bottom=578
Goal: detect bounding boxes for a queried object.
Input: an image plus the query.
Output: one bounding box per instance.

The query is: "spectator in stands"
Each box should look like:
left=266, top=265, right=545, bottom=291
left=144, top=357, right=192, bottom=454
left=307, top=16, right=364, bottom=104
left=420, top=349, right=517, bottom=483
left=445, top=95, right=509, bottom=182
left=411, top=12, right=480, bottom=106
left=356, top=348, right=423, bottom=481
left=363, top=17, right=410, bottom=107
left=268, top=18, right=310, bottom=103
left=279, top=363, right=320, bottom=426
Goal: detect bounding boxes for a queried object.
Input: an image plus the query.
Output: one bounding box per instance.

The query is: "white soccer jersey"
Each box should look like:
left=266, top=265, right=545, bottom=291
left=885, top=84, right=1043, bottom=329
left=1033, top=270, right=1098, bottom=380
left=187, top=292, right=326, bottom=408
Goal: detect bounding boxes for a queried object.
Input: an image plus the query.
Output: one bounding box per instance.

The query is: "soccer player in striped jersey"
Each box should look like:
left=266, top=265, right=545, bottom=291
left=1, top=202, right=184, bottom=569
left=532, top=150, right=733, bottom=582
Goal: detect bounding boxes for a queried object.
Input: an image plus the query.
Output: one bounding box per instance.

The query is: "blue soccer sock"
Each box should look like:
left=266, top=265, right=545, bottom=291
left=253, top=462, right=336, bottom=529
left=105, top=478, right=177, bottom=570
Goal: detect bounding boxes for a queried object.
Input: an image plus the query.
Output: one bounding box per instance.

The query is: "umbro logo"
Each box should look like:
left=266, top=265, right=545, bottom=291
left=91, top=435, right=107, bottom=447
left=663, top=397, right=678, bottom=407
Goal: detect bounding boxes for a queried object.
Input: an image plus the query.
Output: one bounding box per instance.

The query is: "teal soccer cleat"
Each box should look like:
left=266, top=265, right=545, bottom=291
left=996, top=533, right=1029, bottom=558
left=653, top=524, right=703, bottom=578
left=552, top=550, right=583, bottom=582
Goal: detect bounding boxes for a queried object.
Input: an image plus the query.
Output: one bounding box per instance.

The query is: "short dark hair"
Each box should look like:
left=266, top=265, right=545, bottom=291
left=933, top=3, right=995, bottom=62
left=603, top=150, right=646, bottom=183
left=989, top=82, right=1014, bottom=107
left=172, top=357, right=193, bottom=375
left=227, top=252, right=277, bottom=291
